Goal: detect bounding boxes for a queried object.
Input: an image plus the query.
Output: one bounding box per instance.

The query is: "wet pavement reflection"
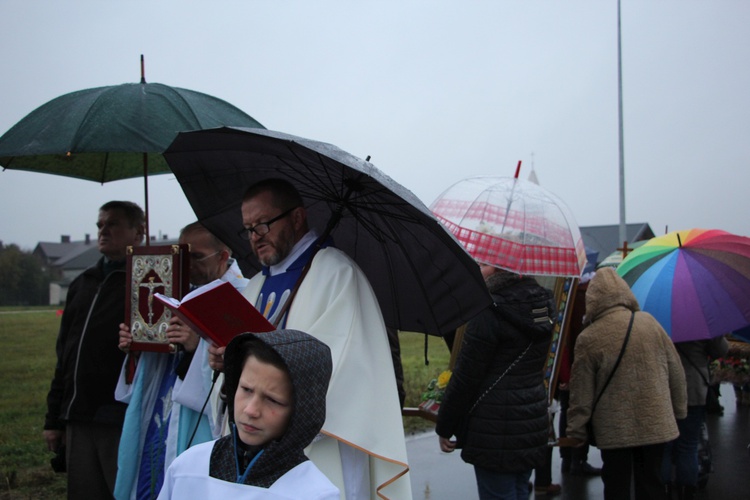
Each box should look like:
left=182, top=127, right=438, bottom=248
left=406, top=384, right=750, bottom=499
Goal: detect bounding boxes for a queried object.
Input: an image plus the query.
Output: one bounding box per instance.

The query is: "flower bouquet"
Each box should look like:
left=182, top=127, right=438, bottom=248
left=710, top=356, right=750, bottom=386
left=418, top=370, right=452, bottom=417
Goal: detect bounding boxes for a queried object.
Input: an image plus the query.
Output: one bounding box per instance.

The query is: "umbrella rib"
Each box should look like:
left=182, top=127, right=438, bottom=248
left=276, top=148, right=342, bottom=204
left=67, top=87, right=109, bottom=154
left=163, top=85, right=204, bottom=127
left=277, top=146, right=425, bottom=230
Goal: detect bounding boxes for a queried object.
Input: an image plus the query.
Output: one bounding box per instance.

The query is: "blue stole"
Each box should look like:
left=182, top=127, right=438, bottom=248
left=255, top=238, right=330, bottom=327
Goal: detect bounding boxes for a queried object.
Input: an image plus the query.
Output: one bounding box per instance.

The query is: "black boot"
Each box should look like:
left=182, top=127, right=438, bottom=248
left=675, top=484, right=697, bottom=500
left=570, top=461, right=602, bottom=476
left=664, top=482, right=674, bottom=500
left=682, top=485, right=696, bottom=500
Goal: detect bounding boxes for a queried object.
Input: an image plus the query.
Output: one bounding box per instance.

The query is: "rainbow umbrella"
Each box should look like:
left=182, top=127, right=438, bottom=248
left=617, top=228, right=750, bottom=342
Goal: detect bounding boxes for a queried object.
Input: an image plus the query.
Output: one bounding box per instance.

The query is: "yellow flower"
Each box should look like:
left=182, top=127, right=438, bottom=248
left=437, top=370, right=452, bottom=389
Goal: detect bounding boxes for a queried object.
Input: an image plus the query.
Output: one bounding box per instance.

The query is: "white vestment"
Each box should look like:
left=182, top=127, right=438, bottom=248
left=157, top=441, right=339, bottom=500
left=241, top=245, right=411, bottom=500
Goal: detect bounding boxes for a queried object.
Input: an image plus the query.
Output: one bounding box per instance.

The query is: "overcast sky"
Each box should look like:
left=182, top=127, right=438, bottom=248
left=1, top=1, right=748, bottom=251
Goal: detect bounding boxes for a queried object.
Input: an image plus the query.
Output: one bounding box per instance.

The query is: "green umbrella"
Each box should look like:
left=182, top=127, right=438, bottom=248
left=0, top=56, right=264, bottom=241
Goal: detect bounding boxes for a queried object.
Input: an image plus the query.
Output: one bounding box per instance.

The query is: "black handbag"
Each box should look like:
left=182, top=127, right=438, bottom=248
left=586, top=311, right=635, bottom=447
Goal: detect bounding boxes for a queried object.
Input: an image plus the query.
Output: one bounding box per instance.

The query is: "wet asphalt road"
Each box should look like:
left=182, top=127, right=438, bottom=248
left=406, top=384, right=750, bottom=499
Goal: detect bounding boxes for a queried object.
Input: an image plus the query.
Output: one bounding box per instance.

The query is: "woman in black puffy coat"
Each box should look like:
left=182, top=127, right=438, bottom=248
left=436, top=264, right=556, bottom=500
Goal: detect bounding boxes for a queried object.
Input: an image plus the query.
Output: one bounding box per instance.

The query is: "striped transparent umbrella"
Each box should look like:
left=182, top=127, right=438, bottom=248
left=430, top=172, right=586, bottom=277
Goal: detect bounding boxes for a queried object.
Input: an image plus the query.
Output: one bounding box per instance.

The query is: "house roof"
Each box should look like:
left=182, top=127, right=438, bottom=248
left=580, top=223, right=655, bottom=265
left=57, top=245, right=104, bottom=270
left=37, top=237, right=180, bottom=272
left=53, top=244, right=99, bottom=268
left=34, top=241, right=92, bottom=264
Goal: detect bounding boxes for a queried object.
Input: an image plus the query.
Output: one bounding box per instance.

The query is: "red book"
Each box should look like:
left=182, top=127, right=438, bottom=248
left=155, top=279, right=274, bottom=347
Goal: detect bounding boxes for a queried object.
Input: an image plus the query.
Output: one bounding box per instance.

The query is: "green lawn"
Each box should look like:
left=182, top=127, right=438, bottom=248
left=0, top=309, right=450, bottom=497
left=399, top=331, right=451, bottom=434
left=0, top=309, right=66, bottom=499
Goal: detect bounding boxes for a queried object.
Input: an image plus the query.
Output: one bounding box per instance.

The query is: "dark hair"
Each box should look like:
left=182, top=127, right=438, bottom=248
left=99, top=201, right=145, bottom=229
left=235, top=337, right=289, bottom=376
left=242, top=178, right=304, bottom=211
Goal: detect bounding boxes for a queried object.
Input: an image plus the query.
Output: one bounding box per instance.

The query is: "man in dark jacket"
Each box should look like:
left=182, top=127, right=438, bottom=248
left=43, top=200, right=145, bottom=499
left=436, top=264, right=556, bottom=499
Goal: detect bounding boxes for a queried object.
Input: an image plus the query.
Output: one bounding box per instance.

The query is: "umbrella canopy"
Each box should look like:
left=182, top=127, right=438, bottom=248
left=429, top=175, right=586, bottom=277
left=617, top=228, right=750, bottom=342
left=0, top=68, right=264, bottom=240
left=163, top=126, right=491, bottom=336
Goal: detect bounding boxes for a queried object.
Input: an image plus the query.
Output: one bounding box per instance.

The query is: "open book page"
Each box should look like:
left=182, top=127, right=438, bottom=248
left=154, top=280, right=273, bottom=346
left=154, top=278, right=225, bottom=306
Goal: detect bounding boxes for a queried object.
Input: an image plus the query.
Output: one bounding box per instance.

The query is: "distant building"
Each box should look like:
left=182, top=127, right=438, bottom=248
left=34, top=234, right=175, bottom=305
left=579, top=222, right=655, bottom=268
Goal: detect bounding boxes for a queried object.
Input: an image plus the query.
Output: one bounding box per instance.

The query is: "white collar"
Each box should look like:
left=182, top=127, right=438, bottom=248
left=267, top=229, right=319, bottom=276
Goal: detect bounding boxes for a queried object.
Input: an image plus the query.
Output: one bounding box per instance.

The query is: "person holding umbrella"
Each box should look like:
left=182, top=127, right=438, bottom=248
left=209, top=178, right=410, bottom=500
left=43, top=201, right=145, bottom=499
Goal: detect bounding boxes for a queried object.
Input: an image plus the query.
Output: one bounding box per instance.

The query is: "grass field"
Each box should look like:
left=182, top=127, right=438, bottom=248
left=0, top=308, right=450, bottom=498
left=0, top=308, right=66, bottom=499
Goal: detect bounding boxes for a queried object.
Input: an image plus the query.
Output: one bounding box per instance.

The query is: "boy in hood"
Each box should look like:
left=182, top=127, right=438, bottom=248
left=158, top=330, right=339, bottom=499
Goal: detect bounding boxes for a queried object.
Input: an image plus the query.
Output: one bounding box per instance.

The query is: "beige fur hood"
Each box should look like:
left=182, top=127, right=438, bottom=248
left=584, top=267, right=640, bottom=322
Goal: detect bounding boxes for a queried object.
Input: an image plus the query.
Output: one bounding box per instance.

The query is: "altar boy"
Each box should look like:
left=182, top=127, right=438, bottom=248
left=158, top=329, right=338, bottom=499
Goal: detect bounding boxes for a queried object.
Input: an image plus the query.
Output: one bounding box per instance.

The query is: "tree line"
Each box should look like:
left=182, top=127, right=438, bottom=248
left=0, top=243, right=58, bottom=306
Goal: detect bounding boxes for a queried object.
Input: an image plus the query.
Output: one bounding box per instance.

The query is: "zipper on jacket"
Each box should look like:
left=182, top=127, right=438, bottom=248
left=64, top=269, right=122, bottom=419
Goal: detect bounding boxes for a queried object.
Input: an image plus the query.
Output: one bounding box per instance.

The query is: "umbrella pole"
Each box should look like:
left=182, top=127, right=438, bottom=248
left=143, top=153, right=150, bottom=246
left=499, top=161, right=522, bottom=234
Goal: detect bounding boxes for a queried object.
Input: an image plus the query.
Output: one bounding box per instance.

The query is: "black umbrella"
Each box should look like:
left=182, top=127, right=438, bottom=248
left=164, top=127, right=491, bottom=336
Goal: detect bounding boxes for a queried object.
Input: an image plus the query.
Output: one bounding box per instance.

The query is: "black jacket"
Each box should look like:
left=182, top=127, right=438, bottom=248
left=436, top=272, right=555, bottom=472
left=44, top=257, right=128, bottom=430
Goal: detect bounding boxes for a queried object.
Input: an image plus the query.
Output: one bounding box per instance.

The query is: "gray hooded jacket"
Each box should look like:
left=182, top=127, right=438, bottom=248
left=209, top=329, right=332, bottom=488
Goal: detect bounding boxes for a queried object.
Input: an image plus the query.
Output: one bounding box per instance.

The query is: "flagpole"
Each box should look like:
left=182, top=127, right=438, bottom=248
left=617, top=0, right=627, bottom=245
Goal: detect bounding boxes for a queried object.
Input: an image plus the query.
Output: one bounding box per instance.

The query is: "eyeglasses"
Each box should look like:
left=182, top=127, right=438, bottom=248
left=237, top=206, right=298, bottom=240
left=190, top=251, right=220, bottom=262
